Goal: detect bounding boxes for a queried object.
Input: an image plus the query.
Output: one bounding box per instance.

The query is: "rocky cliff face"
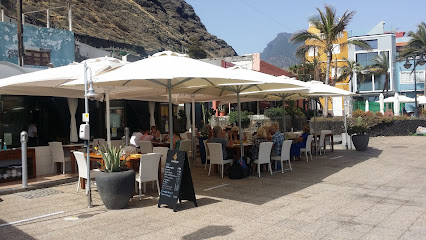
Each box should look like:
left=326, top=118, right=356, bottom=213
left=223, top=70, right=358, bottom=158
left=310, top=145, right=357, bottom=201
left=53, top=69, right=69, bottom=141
left=2, top=0, right=236, bottom=57
left=261, top=32, right=300, bottom=69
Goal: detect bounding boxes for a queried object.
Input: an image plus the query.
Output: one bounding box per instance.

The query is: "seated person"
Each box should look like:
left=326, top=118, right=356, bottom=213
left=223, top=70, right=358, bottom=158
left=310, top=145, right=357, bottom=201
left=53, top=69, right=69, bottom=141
left=290, top=124, right=310, bottom=160
left=163, top=130, right=182, bottom=149
left=269, top=125, right=284, bottom=157
left=150, top=126, right=161, bottom=142
left=140, top=129, right=154, bottom=142
left=229, top=126, right=247, bottom=143
left=208, top=126, right=233, bottom=159
left=130, top=129, right=143, bottom=147
left=250, top=126, right=269, bottom=162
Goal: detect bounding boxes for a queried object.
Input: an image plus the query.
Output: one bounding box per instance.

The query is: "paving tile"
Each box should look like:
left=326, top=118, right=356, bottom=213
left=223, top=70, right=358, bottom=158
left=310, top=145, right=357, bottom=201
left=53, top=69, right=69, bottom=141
left=360, top=226, right=405, bottom=240
left=324, top=222, right=374, bottom=240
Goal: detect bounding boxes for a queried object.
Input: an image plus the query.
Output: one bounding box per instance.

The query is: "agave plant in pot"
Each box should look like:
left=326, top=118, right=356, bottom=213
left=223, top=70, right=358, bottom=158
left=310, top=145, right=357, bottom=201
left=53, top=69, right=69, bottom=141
left=95, top=145, right=135, bottom=209
left=348, top=117, right=370, bottom=151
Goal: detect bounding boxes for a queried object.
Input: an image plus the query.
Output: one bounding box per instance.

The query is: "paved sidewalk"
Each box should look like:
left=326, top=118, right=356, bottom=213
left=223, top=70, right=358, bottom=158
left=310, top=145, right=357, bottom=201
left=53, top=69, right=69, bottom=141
left=0, top=136, right=425, bottom=240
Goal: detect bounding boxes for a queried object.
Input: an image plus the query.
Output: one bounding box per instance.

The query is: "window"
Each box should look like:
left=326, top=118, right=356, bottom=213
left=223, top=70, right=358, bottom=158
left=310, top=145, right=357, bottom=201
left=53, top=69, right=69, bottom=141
left=374, top=74, right=387, bottom=91
left=356, top=52, right=378, bottom=67
left=332, top=44, right=340, bottom=54
left=308, top=47, right=318, bottom=57
left=400, top=70, right=425, bottom=83
left=355, top=40, right=378, bottom=51
left=358, top=74, right=373, bottom=91
left=24, top=50, right=50, bottom=66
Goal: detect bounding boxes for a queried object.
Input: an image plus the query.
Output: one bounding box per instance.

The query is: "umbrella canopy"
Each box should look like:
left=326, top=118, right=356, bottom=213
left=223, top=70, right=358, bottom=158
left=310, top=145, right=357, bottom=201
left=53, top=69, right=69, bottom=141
left=381, top=95, right=415, bottom=103
left=394, top=93, right=401, bottom=116
left=379, top=93, right=384, bottom=114
left=64, top=51, right=268, bottom=150
left=418, top=95, right=426, bottom=105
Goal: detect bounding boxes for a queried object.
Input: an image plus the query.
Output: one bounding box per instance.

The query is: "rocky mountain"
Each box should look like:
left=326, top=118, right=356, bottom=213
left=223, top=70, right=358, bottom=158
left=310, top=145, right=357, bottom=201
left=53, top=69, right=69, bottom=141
left=2, top=0, right=237, bottom=58
left=261, top=32, right=301, bottom=69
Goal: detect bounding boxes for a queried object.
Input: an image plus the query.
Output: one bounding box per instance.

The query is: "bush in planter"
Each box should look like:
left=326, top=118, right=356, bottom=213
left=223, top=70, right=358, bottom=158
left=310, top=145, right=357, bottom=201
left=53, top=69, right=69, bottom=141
left=348, top=117, right=370, bottom=151
left=96, top=145, right=135, bottom=209
left=228, top=110, right=252, bottom=128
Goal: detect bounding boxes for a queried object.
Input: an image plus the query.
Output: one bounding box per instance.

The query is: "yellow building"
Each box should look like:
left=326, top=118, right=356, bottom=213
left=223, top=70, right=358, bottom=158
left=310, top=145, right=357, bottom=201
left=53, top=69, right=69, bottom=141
left=305, top=23, right=350, bottom=115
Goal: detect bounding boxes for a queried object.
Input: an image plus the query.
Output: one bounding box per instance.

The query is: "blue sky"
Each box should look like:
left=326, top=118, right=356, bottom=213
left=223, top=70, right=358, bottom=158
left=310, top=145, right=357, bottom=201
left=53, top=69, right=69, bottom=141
left=185, top=0, right=425, bottom=55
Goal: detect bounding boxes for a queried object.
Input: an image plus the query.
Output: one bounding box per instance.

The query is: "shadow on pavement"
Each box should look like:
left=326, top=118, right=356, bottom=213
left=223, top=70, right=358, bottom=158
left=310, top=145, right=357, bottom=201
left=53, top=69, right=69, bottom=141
left=0, top=219, right=37, bottom=239
left=182, top=225, right=233, bottom=240
left=191, top=147, right=383, bottom=206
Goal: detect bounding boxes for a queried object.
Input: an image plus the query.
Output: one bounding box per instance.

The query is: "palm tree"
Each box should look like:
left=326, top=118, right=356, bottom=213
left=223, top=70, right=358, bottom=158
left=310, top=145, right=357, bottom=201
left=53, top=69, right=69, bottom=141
left=290, top=5, right=370, bottom=116
left=369, top=52, right=390, bottom=94
left=337, top=58, right=361, bottom=91
left=400, top=22, right=426, bottom=94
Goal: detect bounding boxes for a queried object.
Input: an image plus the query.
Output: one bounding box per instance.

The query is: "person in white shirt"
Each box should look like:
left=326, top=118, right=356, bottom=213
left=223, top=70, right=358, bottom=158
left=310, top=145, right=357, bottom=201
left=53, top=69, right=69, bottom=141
left=28, top=122, right=38, bottom=147
left=130, top=129, right=143, bottom=147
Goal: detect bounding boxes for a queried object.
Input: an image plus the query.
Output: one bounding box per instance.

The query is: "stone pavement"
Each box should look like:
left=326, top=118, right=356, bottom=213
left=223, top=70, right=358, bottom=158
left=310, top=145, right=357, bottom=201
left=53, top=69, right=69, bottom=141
left=0, top=136, right=425, bottom=240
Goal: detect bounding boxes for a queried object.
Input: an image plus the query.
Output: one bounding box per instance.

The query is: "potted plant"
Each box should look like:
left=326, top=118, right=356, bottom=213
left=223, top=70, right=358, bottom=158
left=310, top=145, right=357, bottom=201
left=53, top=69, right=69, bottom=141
left=218, top=104, right=226, bottom=116
left=348, top=117, right=370, bottom=151
left=95, top=145, right=135, bottom=209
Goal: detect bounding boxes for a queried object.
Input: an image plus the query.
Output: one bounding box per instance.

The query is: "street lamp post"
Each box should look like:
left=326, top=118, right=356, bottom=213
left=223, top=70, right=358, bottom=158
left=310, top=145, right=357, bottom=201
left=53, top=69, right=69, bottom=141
left=404, top=53, right=426, bottom=118
left=82, top=62, right=97, bottom=208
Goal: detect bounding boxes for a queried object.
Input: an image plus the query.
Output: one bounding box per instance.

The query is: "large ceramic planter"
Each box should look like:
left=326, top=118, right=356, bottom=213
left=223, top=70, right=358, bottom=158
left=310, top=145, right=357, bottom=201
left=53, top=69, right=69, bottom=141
left=351, top=134, right=369, bottom=151
left=95, top=169, right=135, bottom=209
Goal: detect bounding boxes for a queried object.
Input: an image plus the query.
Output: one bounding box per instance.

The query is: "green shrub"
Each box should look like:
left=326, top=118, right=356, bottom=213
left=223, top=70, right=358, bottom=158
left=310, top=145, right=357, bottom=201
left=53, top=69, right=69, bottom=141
left=348, top=117, right=369, bottom=135
left=228, top=110, right=252, bottom=128
left=352, top=109, right=365, bottom=118
left=264, top=107, right=284, bottom=119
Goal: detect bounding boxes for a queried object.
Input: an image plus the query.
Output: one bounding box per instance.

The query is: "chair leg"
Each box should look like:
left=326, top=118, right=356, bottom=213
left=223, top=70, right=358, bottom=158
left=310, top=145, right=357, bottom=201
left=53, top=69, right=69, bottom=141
left=309, top=151, right=313, bottom=162
left=208, top=163, right=212, bottom=176
left=204, top=159, right=207, bottom=170
left=288, top=160, right=293, bottom=172
left=258, top=163, right=261, bottom=178
left=221, top=164, right=224, bottom=178
left=156, top=180, right=160, bottom=195
left=281, top=160, right=284, bottom=174
left=62, top=162, right=66, bottom=174
left=268, top=163, right=272, bottom=175
left=51, top=162, right=55, bottom=174
left=77, top=177, right=80, bottom=192
left=139, top=181, right=142, bottom=201
left=306, top=151, right=309, bottom=162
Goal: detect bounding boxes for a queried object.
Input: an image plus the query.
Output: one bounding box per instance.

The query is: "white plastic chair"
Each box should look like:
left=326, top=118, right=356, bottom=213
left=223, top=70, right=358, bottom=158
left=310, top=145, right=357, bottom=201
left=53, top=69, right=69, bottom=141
left=319, top=130, right=332, bottom=155
left=135, top=153, right=161, bottom=200
left=300, top=135, right=314, bottom=162
left=203, top=139, right=210, bottom=170
left=253, top=142, right=273, bottom=178
left=179, top=139, right=192, bottom=159
left=207, top=143, right=233, bottom=178
left=139, top=141, right=153, bottom=154
left=49, top=142, right=70, bottom=174
left=271, top=140, right=293, bottom=173
left=72, top=151, right=99, bottom=194
left=153, top=147, right=169, bottom=174
left=180, top=133, right=188, bottom=140
left=185, top=132, right=192, bottom=141
left=122, top=146, right=137, bottom=155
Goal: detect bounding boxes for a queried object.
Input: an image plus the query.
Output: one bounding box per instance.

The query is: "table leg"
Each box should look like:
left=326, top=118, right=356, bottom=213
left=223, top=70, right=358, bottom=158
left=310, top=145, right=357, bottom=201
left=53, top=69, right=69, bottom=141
left=81, top=177, right=86, bottom=189
left=71, top=153, right=76, bottom=174
left=331, top=135, right=334, bottom=152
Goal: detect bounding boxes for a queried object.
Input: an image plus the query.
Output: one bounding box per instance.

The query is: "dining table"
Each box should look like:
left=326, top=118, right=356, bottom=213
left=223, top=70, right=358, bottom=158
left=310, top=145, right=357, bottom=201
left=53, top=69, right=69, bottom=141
left=228, top=141, right=253, bottom=161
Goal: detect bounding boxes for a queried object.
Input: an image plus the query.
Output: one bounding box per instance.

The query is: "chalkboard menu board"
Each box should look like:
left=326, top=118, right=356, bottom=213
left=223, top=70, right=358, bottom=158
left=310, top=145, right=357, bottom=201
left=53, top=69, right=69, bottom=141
left=158, top=150, right=197, bottom=212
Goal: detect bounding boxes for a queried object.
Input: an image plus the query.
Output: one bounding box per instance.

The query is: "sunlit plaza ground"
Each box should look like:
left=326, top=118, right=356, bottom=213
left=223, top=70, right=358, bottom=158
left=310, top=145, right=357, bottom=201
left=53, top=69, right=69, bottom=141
left=1, top=136, right=426, bottom=240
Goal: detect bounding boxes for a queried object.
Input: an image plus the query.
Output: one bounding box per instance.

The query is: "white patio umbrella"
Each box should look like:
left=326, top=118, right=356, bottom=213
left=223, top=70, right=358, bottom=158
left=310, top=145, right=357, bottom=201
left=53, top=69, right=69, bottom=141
left=418, top=95, right=426, bottom=105
left=365, top=100, right=369, bottom=112
left=0, top=56, right=129, bottom=144
left=65, top=51, right=267, bottom=150
left=394, top=93, right=401, bottom=116
left=174, top=68, right=310, bottom=157
left=379, top=93, right=384, bottom=114
left=382, top=95, right=415, bottom=103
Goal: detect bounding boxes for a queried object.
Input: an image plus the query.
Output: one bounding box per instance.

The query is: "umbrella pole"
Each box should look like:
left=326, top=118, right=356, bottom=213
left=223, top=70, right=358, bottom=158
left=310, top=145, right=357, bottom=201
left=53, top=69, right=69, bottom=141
left=168, top=80, right=173, bottom=150
left=282, top=96, right=286, bottom=139
left=84, top=62, right=92, bottom=208
left=314, top=98, right=318, bottom=157
left=237, top=91, right=243, bottom=158
left=105, top=90, right=111, bottom=147
left=191, top=95, right=196, bottom=162
left=343, top=96, right=348, bottom=150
